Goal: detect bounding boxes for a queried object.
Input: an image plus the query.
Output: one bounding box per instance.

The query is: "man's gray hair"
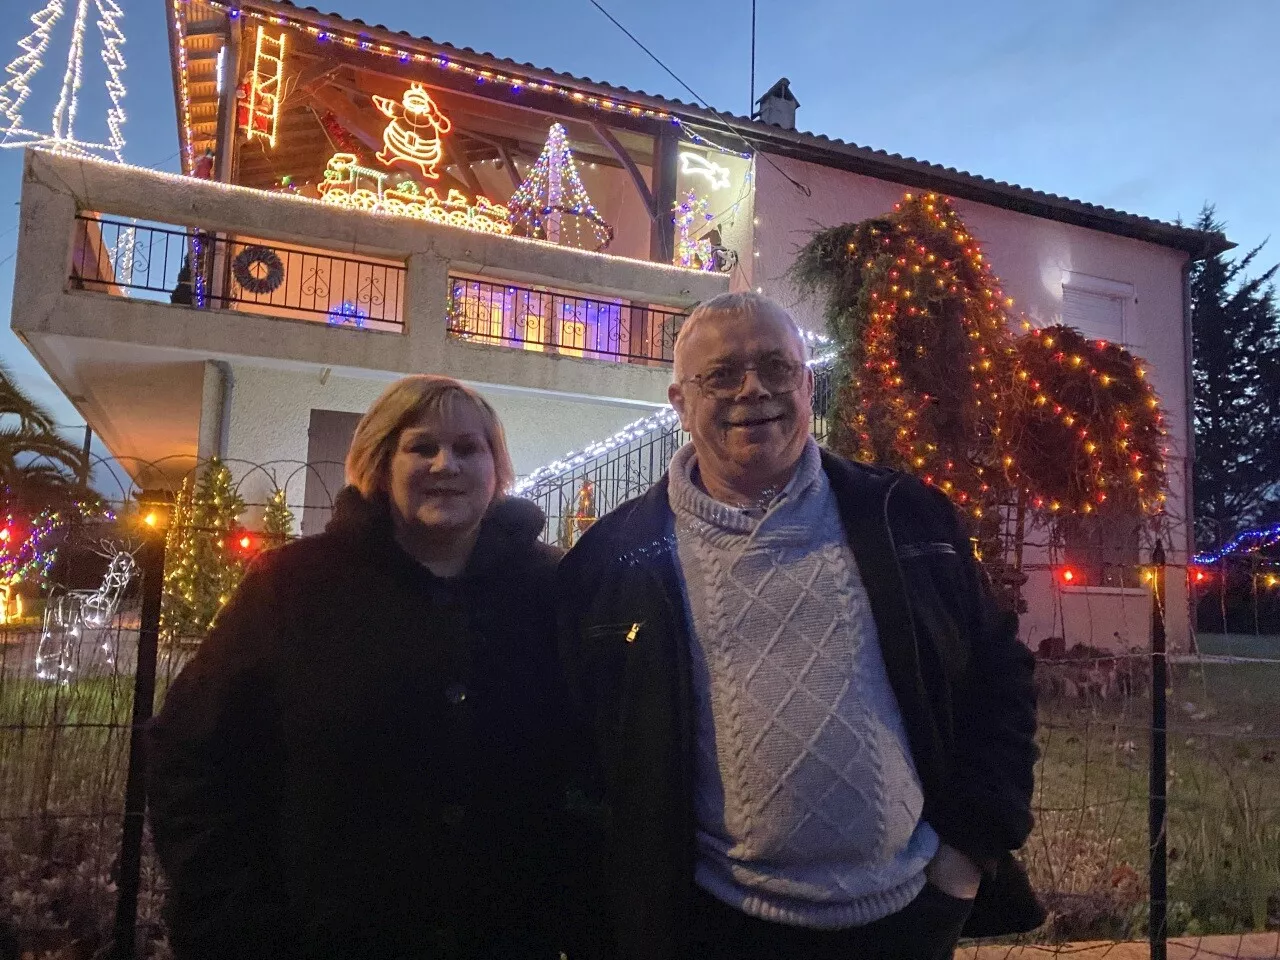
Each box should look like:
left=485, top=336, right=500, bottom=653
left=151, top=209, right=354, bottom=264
left=673, top=292, right=808, bottom=379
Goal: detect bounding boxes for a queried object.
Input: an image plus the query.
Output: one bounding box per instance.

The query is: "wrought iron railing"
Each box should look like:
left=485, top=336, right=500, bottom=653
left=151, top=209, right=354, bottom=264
left=522, top=364, right=835, bottom=545
left=446, top=275, right=684, bottom=364
left=71, top=215, right=406, bottom=328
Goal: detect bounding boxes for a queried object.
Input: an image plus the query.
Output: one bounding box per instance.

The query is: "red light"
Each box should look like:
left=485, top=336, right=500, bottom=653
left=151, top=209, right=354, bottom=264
left=1190, top=567, right=1210, bottom=585
left=239, top=535, right=253, bottom=550
left=1059, top=567, right=1077, bottom=586
left=0, top=527, right=9, bottom=542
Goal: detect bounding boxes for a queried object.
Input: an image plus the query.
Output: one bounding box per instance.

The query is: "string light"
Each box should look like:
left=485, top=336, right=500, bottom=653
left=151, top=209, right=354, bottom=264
left=372, top=82, right=450, bottom=178
left=317, top=152, right=512, bottom=233
left=673, top=189, right=713, bottom=269
left=202, top=1, right=671, bottom=123
left=244, top=25, right=285, bottom=148
left=1193, top=522, right=1280, bottom=566
left=0, top=0, right=126, bottom=161
left=0, top=0, right=64, bottom=144
left=508, top=122, right=613, bottom=251
left=679, top=151, right=730, bottom=190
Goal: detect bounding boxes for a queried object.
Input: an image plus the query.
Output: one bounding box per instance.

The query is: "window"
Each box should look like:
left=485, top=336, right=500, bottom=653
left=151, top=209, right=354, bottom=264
left=1060, top=272, right=1133, bottom=344
left=1062, top=511, right=1142, bottom=588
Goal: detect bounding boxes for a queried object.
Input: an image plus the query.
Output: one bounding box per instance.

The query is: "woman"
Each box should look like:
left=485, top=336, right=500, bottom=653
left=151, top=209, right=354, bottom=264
left=148, top=376, right=581, bottom=960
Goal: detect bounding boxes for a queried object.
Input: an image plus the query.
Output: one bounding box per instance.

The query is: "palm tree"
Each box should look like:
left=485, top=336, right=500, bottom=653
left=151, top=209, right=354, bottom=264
left=0, top=360, right=90, bottom=515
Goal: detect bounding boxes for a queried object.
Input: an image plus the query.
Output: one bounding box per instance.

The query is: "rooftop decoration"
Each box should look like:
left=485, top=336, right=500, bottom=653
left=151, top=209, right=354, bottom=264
left=240, top=25, right=285, bottom=148
left=508, top=123, right=613, bottom=251
left=680, top=152, right=730, bottom=191
left=0, top=0, right=127, bottom=161
left=372, top=82, right=452, bottom=179
left=317, top=152, right=512, bottom=234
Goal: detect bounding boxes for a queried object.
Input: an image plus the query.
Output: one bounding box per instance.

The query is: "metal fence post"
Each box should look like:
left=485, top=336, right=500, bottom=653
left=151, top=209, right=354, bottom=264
left=1148, top=539, right=1168, bottom=960
left=110, top=530, right=166, bottom=960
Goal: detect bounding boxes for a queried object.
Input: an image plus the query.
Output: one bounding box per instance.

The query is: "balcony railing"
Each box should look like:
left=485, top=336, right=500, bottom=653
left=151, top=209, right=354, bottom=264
left=446, top=275, right=684, bottom=365
left=70, top=215, right=406, bottom=329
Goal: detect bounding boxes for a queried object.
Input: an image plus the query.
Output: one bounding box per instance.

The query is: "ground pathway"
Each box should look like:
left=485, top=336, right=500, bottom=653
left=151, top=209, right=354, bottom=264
left=965, top=933, right=1280, bottom=959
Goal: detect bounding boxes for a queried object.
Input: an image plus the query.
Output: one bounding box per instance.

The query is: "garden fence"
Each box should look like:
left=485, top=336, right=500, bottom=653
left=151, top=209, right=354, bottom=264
left=1, top=454, right=1277, bottom=959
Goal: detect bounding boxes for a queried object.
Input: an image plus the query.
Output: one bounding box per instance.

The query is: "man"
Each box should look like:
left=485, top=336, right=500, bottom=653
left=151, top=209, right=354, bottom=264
left=559, top=292, right=1042, bottom=960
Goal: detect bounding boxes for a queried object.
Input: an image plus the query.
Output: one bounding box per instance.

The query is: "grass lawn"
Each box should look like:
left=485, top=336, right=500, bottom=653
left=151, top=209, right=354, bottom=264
left=1026, top=654, right=1280, bottom=940
left=1, top=649, right=1277, bottom=953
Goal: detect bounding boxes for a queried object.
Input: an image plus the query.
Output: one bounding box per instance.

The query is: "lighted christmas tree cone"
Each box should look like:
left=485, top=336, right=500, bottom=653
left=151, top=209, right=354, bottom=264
left=507, top=123, right=614, bottom=251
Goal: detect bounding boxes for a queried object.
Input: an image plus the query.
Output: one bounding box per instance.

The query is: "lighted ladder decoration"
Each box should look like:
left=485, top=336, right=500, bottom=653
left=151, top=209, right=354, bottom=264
left=244, top=27, right=285, bottom=147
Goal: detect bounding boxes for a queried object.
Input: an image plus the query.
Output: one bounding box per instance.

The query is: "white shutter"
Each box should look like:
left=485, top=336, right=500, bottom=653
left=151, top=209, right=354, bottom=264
left=1061, top=284, right=1126, bottom=344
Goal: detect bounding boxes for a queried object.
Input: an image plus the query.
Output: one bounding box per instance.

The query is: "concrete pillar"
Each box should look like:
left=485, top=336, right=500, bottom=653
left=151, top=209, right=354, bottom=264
left=404, top=252, right=450, bottom=372
left=196, top=360, right=228, bottom=460
left=12, top=153, right=79, bottom=329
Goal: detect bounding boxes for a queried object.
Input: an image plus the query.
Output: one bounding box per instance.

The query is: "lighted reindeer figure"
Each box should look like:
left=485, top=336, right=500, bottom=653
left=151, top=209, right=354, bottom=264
left=36, top=542, right=139, bottom=682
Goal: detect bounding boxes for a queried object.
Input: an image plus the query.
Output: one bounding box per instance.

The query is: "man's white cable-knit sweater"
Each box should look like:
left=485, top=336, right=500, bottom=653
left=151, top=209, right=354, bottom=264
left=669, top=438, right=938, bottom=929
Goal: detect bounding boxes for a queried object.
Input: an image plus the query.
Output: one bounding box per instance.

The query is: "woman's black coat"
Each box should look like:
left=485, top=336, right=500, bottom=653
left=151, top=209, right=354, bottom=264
left=147, top=488, right=581, bottom=960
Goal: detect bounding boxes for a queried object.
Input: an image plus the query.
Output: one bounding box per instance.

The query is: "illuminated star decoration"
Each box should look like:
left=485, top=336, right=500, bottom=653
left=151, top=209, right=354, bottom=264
left=679, top=151, right=730, bottom=191
left=327, top=299, right=367, bottom=328
left=0, top=0, right=128, bottom=161
left=508, top=122, right=613, bottom=251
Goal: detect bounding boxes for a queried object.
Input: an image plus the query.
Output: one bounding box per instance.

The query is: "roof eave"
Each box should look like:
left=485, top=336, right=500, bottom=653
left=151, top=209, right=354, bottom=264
left=170, top=0, right=1232, bottom=259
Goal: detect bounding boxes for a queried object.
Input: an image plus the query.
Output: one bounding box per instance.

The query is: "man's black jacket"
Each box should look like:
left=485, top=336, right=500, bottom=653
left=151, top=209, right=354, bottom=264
left=558, top=451, right=1044, bottom=960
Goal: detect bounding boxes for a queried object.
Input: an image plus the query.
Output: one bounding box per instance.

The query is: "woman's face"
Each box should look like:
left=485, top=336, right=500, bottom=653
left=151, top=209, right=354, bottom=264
left=385, top=403, right=497, bottom=541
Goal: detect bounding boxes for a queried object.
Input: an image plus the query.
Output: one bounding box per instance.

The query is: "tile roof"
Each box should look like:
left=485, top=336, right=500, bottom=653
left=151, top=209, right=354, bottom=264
left=201, top=0, right=1230, bottom=256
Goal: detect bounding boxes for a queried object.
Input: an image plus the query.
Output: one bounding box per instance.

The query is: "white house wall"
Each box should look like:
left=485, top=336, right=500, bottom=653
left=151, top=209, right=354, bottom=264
left=218, top=361, right=658, bottom=522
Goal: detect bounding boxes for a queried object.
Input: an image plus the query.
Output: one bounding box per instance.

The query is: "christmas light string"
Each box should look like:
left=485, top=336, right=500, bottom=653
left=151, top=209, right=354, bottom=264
left=1194, top=522, right=1280, bottom=567
left=508, top=122, right=613, bottom=251
left=37, top=148, right=712, bottom=275
left=0, top=0, right=64, bottom=143
left=94, top=0, right=127, bottom=161
left=1, top=0, right=127, bottom=159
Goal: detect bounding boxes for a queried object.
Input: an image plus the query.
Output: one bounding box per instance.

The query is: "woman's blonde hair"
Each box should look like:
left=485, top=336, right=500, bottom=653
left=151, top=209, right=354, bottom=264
left=344, top=375, right=516, bottom=500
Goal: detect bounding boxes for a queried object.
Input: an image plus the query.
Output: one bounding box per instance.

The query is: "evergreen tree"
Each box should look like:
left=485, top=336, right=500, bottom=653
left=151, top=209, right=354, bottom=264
left=1190, top=206, right=1280, bottom=551
left=159, top=460, right=246, bottom=641
left=262, top=487, right=294, bottom=547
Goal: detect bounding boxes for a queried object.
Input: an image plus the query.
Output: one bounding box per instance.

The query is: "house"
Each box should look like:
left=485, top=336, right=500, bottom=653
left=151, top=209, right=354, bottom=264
left=8, top=0, right=1226, bottom=652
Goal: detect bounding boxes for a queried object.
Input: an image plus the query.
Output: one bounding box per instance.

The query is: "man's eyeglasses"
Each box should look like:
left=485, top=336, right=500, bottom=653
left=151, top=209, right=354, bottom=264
left=681, top=357, right=805, bottom=399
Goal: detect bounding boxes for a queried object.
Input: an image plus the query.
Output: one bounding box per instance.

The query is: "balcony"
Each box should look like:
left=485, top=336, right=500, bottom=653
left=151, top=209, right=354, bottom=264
left=10, top=149, right=728, bottom=471
left=72, top=215, right=408, bottom=331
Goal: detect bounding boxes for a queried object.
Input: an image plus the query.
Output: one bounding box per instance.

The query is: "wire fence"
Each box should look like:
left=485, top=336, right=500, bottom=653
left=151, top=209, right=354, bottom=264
left=1, top=455, right=1277, bottom=959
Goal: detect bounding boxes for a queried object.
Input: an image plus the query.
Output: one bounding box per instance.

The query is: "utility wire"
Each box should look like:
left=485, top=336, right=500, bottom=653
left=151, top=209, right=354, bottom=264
left=586, top=0, right=811, bottom=197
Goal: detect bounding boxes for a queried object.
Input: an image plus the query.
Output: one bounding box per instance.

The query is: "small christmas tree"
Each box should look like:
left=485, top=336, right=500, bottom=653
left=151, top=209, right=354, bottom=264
left=263, top=487, right=294, bottom=547
left=508, top=123, right=614, bottom=251
left=160, top=459, right=246, bottom=642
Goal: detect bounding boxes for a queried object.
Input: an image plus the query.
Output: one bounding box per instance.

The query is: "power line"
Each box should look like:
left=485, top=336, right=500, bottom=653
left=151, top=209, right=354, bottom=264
left=586, top=0, right=811, bottom=197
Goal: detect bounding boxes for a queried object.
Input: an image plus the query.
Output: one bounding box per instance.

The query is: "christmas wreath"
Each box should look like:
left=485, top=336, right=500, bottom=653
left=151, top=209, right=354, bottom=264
left=232, top=245, right=285, bottom=295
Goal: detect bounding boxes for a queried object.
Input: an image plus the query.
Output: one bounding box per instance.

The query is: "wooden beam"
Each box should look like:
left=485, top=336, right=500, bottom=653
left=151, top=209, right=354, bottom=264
left=592, top=120, right=655, bottom=223
left=185, top=18, right=226, bottom=35
left=650, top=128, right=679, bottom=262
left=443, top=135, right=483, bottom=197
left=496, top=144, right=522, bottom=191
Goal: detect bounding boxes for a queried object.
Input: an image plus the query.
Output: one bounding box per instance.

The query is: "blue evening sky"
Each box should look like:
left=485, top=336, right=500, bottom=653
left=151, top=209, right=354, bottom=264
left=2, top=0, right=1277, bottom=436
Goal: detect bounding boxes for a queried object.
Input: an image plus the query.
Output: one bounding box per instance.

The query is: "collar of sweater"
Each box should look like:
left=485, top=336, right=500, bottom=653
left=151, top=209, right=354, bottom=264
left=668, top=437, right=825, bottom=542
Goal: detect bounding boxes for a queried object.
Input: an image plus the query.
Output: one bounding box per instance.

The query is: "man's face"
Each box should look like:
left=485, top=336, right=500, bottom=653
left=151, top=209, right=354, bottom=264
left=668, top=308, right=814, bottom=494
